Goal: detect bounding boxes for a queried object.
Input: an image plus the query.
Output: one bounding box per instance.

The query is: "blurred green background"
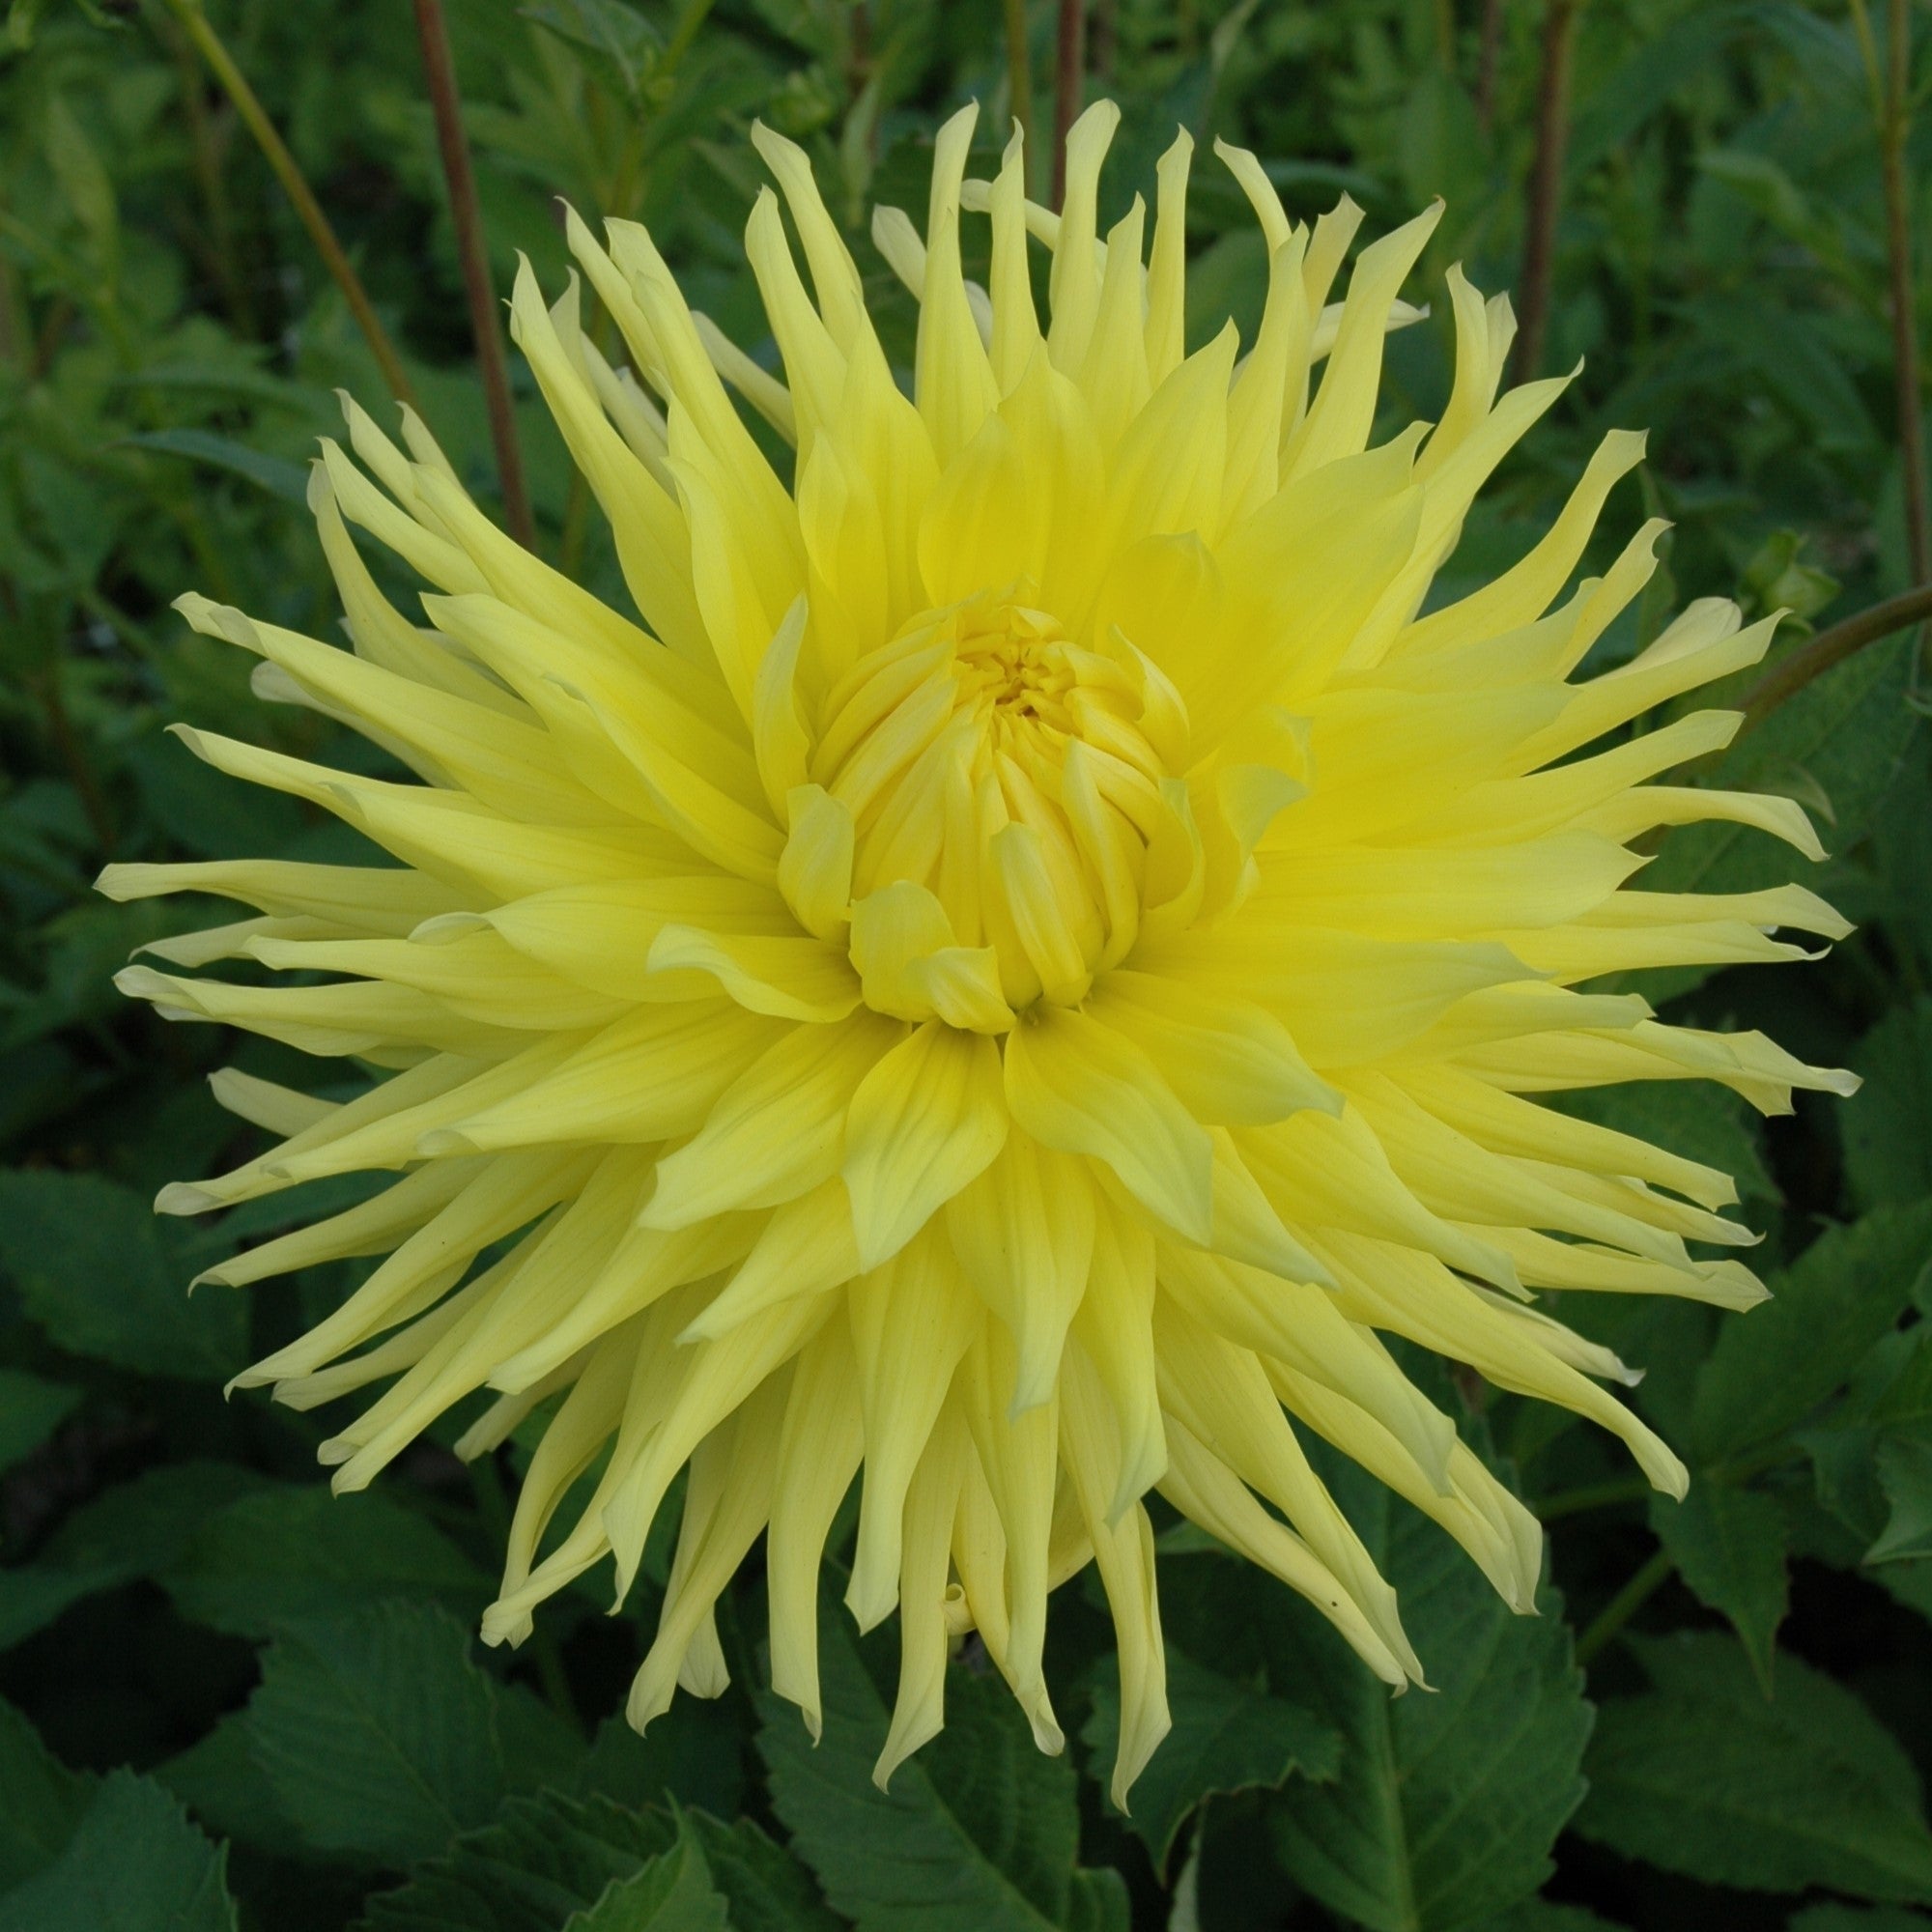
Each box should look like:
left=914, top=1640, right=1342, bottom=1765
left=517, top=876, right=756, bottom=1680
left=5, top=0, right=1932, bottom=1926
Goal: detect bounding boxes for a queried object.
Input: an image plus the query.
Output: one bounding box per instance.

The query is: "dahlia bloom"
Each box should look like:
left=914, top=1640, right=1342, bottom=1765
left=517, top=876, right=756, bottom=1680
left=105, top=101, right=1851, bottom=1801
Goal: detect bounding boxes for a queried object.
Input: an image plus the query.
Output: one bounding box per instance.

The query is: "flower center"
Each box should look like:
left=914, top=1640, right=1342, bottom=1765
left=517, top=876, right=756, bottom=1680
left=812, top=586, right=1181, bottom=1019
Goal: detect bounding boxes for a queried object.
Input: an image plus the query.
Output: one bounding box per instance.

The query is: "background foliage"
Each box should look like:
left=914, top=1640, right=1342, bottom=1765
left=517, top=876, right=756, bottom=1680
left=3, top=0, right=1932, bottom=1924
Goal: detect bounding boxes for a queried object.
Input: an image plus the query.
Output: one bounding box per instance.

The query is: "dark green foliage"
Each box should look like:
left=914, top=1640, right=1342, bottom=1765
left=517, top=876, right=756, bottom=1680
left=4, top=0, right=1932, bottom=1925
left=756, top=1608, right=1130, bottom=1931
left=1576, top=1634, right=1932, bottom=1902
left=1262, top=1484, right=1593, bottom=1932
left=1081, top=1647, right=1341, bottom=1872
left=0, top=1768, right=238, bottom=1932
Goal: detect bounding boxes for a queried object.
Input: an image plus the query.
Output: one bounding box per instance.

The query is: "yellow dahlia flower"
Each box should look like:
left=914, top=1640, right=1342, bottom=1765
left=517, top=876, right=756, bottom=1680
left=104, top=101, right=1853, bottom=1803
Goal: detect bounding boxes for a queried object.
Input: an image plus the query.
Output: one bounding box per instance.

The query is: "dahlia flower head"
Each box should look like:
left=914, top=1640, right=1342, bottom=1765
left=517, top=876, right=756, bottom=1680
left=106, top=100, right=1854, bottom=1803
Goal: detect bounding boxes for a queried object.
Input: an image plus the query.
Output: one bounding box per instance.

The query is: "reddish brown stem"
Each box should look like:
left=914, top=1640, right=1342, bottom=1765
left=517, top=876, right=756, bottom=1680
left=1512, top=0, right=1581, bottom=384
left=1736, top=580, right=1932, bottom=735
left=412, top=0, right=534, bottom=550
left=1050, top=0, right=1085, bottom=210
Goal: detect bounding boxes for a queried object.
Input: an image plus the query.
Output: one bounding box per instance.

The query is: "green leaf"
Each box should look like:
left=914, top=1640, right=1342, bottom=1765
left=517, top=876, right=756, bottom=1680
left=0, top=1169, right=245, bottom=1379
left=1080, top=1647, right=1339, bottom=1871
left=1260, top=1469, right=1593, bottom=1932
left=1647, top=1482, right=1789, bottom=1689
left=1789, top=1908, right=1932, bottom=1932
left=1576, top=1631, right=1932, bottom=1900
left=157, top=1486, right=493, bottom=1640
left=0, top=1769, right=236, bottom=1931
left=519, top=0, right=660, bottom=99
left=356, top=1793, right=676, bottom=1931
left=155, top=1709, right=306, bottom=1856
left=1486, top=1905, right=1630, bottom=1932
left=1691, top=1205, right=1932, bottom=1461
left=563, top=1818, right=727, bottom=1932
left=0, top=1366, right=78, bottom=1476
left=119, top=429, right=309, bottom=505
left=353, top=1793, right=832, bottom=1932
left=756, top=1603, right=1128, bottom=1931
left=1870, top=1433, right=1932, bottom=1563
left=1844, top=999, right=1932, bottom=1210
left=245, top=1602, right=507, bottom=1868
left=685, top=1815, right=843, bottom=1932
left=0, top=1696, right=94, bottom=1890
left=575, top=1706, right=745, bottom=1818
left=0, top=1462, right=270, bottom=1650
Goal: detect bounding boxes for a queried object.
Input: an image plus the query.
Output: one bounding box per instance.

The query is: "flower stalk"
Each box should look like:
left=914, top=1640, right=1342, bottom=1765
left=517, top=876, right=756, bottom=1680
left=1513, top=0, right=1582, bottom=383
left=412, top=0, right=535, bottom=550
left=162, top=0, right=416, bottom=410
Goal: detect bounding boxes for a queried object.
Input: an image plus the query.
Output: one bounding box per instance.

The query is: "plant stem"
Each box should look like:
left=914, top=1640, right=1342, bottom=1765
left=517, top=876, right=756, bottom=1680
left=1736, top=578, right=1932, bottom=732
left=1050, top=0, right=1085, bottom=211
left=163, top=0, right=416, bottom=410
left=412, top=0, right=535, bottom=549
left=1004, top=0, right=1036, bottom=187
left=1512, top=0, right=1582, bottom=384
left=1574, top=1546, right=1672, bottom=1666
left=160, top=9, right=254, bottom=334
left=1475, top=0, right=1504, bottom=134
left=1892, top=3, right=1931, bottom=591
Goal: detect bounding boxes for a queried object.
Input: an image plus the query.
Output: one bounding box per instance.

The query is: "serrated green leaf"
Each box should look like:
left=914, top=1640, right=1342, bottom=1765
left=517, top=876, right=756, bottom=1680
left=1691, top=1205, right=1932, bottom=1461
left=684, top=1814, right=842, bottom=1932
left=563, top=1818, right=727, bottom=1931
left=156, top=1486, right=492, bottom=1640
left=1647, top=1482, right=1788, bottom=1689
left=0, top=1769, right=236, bottom=1931
left=1576, top=1631, right=1932, bottom=1900
left=155, top=1708, right=307, bottom=1856
left=0, top=1169, right=244, bottom=1379
left=1080, top=1647, right=1339, bottom=1871
left=246, top=1602, right=506, bottom=1868
left=0, top=1366, right=78, bottom=1476
left=0, top=1696, right=94, bottom=1890
left=757, top=1603, right=1125, bottom=1931
left=1845, top=999, right=1932, bottom=1210
left=356, top=1793, right=677, bottom=1932
left=1260, top=1464, right=1592, bottom=1932
left=0, top=1462, right=270, bottom=1650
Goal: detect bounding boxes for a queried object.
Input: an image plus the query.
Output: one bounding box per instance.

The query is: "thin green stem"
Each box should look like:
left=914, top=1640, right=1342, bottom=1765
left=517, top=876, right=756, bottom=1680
left=412, top=0, right=534, bottom=548
left=162, top=10, right=254, bottom=334
left=163, top=0, right=416, bottom=409
left=1885, top=0, right=1930, bottom=587
left=1574, top=1546, right=1673, bottom=1665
